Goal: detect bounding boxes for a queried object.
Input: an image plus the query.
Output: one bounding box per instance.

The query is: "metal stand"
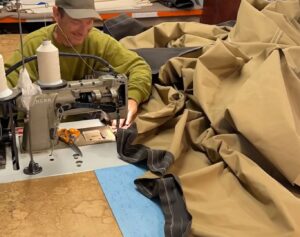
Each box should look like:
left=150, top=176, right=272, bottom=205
left=23, top=160, right=42, bottom=175
left=36, top=79, right=67, bottom=90
left=23, top=113, right=42, bottom=175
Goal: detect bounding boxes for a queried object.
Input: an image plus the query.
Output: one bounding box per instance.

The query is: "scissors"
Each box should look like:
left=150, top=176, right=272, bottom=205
left=57, top=128, right=83, bottom=157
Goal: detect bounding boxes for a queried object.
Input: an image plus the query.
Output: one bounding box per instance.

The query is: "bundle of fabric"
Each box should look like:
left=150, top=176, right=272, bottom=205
left=117, top=0, right=300, bottom=236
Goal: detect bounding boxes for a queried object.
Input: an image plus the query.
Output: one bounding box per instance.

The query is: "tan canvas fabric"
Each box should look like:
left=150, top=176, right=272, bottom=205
left=118, top=0, right=300, bottom=236
left=120, top=22, right=229, bottom=48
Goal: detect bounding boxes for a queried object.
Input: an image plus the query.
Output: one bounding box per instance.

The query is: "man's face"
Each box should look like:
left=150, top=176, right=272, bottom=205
left=53, top=7, right=94, bottom=46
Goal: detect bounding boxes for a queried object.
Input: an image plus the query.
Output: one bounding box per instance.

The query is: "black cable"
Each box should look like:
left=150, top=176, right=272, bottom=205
left=5, top=52, right=117, bottom=77
left=5, top=55, right=37, bottom=76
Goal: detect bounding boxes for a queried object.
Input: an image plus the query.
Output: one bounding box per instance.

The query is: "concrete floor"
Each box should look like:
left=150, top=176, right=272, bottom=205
left=0, top=171, right=123, bottom=237
left=0, top=34, right=21, bottom=61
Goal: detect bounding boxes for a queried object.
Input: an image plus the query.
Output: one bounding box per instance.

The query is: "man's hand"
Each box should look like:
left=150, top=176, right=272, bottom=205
left=111, top=99, right=138, bottom=130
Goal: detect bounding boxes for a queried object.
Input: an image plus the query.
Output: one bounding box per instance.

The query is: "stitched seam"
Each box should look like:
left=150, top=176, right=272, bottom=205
left=162, top=178, right=174, bottom=237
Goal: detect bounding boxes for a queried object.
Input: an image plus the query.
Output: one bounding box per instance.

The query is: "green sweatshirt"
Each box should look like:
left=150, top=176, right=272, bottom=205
left=5, top=24, right=152, bottom=104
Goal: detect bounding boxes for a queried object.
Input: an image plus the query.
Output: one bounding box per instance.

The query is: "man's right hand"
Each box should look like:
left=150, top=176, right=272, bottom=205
left=111, top=99, right=138, bottom=131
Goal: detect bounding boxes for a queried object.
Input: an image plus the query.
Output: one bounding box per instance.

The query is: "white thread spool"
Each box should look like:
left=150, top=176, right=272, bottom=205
left=0, top=54, right=13, bottom=99
left=37, top=40, right=62, bottom=86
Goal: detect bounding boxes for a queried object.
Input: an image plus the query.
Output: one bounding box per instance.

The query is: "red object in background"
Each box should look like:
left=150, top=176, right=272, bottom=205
left=200, top=0, right=241, bottom=24
left=15, top=127, right=23, bottom=136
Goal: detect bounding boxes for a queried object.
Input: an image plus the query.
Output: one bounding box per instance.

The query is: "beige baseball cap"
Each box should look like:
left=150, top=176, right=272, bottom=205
left=55, top=0, right=101, bottom=20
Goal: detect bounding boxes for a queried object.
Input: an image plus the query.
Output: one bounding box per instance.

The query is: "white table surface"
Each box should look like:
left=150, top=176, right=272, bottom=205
left=0, top=119, right=127, bottom=183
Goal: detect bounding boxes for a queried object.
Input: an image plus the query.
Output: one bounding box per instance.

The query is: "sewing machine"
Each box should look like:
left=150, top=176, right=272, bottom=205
left=21, top=73, right=127, bottom=153
left=2, top=51, right=128, bottom=174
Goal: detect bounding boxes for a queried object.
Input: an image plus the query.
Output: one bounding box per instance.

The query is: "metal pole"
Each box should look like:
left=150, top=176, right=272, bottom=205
left=16, top=0, right=25, bottom=69
left=23, top=112, right=42, bottom=175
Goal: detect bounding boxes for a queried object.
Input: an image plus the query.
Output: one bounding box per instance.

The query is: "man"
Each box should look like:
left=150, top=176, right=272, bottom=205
left=5, top=0, right=152, bottom=128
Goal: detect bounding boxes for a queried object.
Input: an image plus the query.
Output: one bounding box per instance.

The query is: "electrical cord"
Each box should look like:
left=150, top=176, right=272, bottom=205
left=5, top=52, right=118, bottom=77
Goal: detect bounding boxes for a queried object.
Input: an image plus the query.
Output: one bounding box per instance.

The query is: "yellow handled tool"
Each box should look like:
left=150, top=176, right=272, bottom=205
left=57, top=128, right=82, bottom=156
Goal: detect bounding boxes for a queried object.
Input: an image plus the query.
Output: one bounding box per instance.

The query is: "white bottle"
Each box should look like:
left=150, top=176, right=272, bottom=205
left=0, top=54, right=12, bottom=99
left=37, top=40, right=62, bottom=86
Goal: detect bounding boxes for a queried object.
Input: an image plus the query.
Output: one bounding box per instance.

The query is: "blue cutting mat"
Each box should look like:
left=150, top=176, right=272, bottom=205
left=95, top=164, right=164, bottom=237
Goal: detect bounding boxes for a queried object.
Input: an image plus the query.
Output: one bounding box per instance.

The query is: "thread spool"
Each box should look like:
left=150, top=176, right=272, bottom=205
left=37, top=40, right=62, bottom=86
left=0, top=54, right=13, bottom=99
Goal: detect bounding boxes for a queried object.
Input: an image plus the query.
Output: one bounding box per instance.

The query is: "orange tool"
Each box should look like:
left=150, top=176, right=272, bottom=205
left=57, top=128, right=82, bottom=156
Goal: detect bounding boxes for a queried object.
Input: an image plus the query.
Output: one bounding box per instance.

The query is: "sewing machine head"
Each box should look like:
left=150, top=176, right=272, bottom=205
left=22, top=73, right=127, bottom=152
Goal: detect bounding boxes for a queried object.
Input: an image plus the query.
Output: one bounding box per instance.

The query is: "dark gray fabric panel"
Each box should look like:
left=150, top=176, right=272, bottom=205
left=116, top=123, right=173, bottom=175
